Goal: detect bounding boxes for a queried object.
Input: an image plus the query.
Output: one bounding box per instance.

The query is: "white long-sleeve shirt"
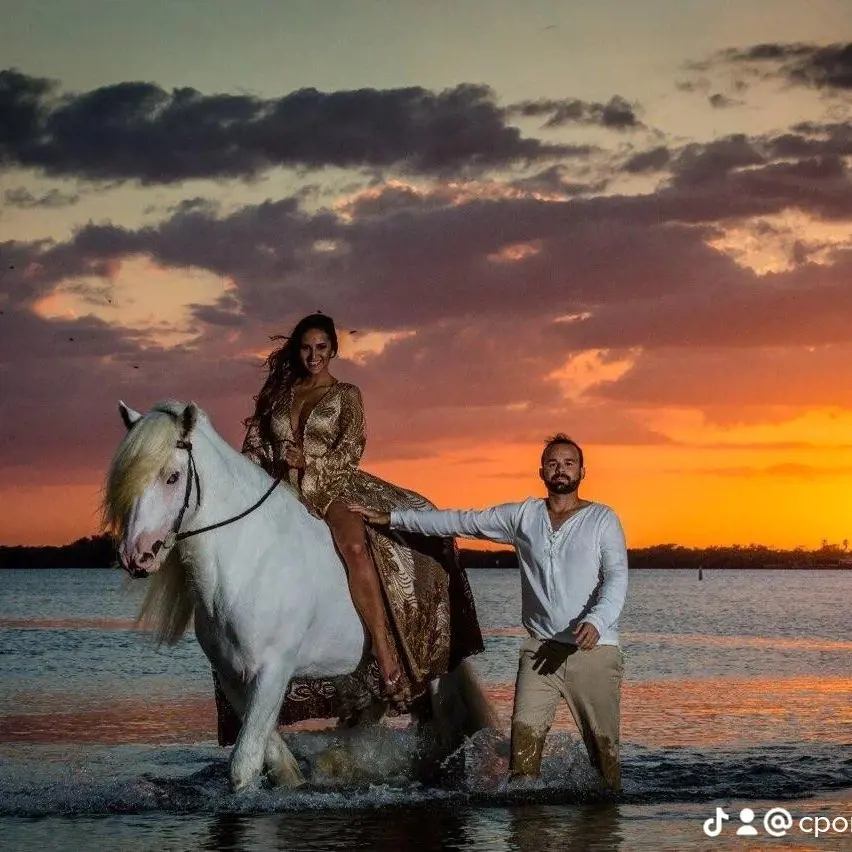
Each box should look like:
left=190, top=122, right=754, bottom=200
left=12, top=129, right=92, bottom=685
left=391, top=498, right=628, bottom=647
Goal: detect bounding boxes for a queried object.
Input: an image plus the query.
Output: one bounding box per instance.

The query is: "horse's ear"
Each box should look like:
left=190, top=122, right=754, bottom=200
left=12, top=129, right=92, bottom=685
left=181, top=402, right=199, bottom=436
left=118, top=401, right=142, bottom=430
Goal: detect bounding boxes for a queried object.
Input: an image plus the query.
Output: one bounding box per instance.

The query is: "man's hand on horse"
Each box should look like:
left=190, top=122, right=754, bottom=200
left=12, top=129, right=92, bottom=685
left=349, top=504, right=391, bottom=526
left=573, top=621, right=600, bottom=650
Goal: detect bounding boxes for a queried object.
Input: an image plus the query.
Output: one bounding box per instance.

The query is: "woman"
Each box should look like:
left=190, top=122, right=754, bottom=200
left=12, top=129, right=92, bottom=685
left=238, top=313, right=483, bottom=723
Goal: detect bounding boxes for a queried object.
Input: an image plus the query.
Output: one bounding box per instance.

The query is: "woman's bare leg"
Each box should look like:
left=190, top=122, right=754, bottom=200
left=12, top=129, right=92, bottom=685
left=325, top=501, right=408, bottom=703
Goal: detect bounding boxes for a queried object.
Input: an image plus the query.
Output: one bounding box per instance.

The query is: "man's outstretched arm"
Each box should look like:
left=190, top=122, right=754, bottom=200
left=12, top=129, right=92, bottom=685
left=350, top=503, right=520, bottom=545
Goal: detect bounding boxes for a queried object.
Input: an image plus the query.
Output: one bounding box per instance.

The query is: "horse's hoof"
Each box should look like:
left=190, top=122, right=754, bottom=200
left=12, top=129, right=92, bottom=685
left=229, top=768, right=259, bottom=792
left=267, top=768, right=307, bottom=788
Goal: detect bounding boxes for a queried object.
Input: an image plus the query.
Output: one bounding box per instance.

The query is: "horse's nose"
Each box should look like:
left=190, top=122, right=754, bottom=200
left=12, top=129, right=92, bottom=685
left=118, top=552, right=146, bottom=578
left=119, top=540, right=156, bottom=577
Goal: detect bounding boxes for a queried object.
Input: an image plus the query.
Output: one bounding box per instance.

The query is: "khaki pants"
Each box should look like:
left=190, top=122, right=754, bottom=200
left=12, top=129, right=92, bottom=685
left=509, top=637, right=624, bottom=791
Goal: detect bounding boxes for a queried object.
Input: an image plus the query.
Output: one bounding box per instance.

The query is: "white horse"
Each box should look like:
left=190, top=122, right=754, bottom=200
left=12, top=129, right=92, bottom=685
left=104, top=399, right=494, bottom=791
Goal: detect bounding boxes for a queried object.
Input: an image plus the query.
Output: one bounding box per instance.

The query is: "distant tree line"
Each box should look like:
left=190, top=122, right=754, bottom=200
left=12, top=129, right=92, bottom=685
left=1, top=534, right=849, bottom=570
left=460, top=543, right=849, bottom=570
left=624, top=543, right=850, bottom=570
left=0, top=535, right=117, bottom=569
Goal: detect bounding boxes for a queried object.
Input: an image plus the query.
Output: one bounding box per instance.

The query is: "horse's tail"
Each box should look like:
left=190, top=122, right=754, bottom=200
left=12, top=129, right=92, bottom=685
left=429, top=660, right=498, bottom=743
left=136, top=551, right=194, bottom=645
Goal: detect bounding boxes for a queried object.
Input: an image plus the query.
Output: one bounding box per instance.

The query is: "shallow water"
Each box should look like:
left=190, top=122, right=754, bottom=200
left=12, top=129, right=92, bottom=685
left=1, top=568, right=850, bottom=850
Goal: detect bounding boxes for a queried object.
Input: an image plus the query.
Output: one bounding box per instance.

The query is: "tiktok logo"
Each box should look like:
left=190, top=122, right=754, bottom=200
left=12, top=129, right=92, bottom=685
left=703, top=807, right=730, bottom=837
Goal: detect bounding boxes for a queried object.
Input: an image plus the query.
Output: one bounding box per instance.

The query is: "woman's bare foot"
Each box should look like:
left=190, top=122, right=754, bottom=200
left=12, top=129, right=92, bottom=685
left=376, top=649, right=410, bottom=709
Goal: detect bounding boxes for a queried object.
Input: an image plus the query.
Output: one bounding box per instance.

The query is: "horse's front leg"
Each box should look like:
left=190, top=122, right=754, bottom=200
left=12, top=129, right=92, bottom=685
left=215, top=671, right=304, bottom=789
left=229, top=663, right=303, bottom=792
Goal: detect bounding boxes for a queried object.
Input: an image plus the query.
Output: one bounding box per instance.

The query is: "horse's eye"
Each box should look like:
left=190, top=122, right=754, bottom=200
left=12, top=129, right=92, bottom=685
left=166, top=471, right=180, bottom=485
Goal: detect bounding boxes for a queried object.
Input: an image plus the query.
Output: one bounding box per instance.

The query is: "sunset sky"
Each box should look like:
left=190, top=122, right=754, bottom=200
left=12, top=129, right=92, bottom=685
left=1, top=0, right=852, bottom=548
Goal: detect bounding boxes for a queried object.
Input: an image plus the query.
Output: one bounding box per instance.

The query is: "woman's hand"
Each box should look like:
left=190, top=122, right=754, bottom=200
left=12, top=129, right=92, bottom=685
left=284, top=444, right=306, bottom=470
left=349, top=504, right=391, bottom=526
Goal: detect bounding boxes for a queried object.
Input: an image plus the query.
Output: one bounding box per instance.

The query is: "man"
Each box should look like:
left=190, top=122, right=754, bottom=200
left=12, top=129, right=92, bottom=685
left=351, top=434, right=628, bottom=791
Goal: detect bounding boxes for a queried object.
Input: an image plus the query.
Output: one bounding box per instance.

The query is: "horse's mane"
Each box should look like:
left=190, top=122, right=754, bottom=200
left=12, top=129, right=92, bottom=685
left=103, top=401, right=183, bottom=537
left=103, top=400, right=194, bottom=646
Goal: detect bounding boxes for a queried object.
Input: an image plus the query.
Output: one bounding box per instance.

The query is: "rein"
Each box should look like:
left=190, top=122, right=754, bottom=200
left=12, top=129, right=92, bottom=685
left=163, top=435, right=282, bottom=550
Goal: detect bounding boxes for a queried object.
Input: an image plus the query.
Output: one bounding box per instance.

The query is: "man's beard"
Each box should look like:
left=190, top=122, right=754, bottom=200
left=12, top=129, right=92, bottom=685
left=547, top=476, right=580, bottom=495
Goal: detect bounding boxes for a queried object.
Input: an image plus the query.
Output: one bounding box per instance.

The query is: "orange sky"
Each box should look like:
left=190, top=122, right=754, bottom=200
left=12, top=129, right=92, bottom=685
left=5, top=433, right=851, bottom=549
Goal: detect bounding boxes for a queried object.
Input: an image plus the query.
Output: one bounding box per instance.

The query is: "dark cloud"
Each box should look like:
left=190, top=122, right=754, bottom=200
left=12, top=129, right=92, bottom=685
left=727, top=44, right=815, bottom=61
left=553, top=246, right=852, bottom=355
left=16, top=197, right=340, bottom=311
left=790, top=239, right=811, bottom=266
left=676, top=79, right=709, bottom=94
left=142, top=196, right=220, bottom=217
left=3, top=186, right=79, bottom=208
left=768, top=121, right=852, bottom=161
left=188, top=293, right=245, bottom=328
left=510, top=165, right=608, bottom=195
left=312, top=199, right=733, bottom=329
left=651, top=135, right=852, bottom=222
left=8, top=134, right=851, bottom=342
left=506, top=95, right=642, bottom=130
left=731, top=155, right=851, bottom=220
left=0, top=70, right=573, bottom=183
left=0, top=68, right=51, bottom=150
left=623, top=145, right=670, bottom=173
left=166, top=197, right=220, bottom=216
left=720, top=42, right=852, bottom=91
left=669, top=135, right=766, bottom=187
left=598, top=95, right=642, bottom=129
left=708, top=93, right=743, bottom=109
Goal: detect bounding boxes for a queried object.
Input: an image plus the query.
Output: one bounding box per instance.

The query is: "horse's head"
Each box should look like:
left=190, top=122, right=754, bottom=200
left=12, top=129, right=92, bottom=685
left=106, top=400, right=201, bottom=577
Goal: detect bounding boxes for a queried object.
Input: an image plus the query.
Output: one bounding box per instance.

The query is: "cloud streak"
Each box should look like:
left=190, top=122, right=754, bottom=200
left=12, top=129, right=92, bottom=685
left=505, top=95, right=643, bottom=130
left=3, top=186, right=79, bottom=208
left=720, top=42, right=852, bottom=91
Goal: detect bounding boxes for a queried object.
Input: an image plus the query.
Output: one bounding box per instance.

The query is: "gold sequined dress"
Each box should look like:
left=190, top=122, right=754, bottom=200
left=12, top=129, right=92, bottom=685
left=214, top=380, right=484, bottom=740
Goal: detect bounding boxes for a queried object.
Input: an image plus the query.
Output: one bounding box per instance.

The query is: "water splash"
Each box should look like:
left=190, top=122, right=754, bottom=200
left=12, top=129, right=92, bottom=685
left=2, top=728, right=847, bottom=818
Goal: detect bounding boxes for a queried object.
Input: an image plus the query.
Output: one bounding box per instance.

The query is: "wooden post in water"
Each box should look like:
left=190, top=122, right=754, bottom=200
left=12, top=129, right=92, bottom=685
left=698, top=565, right=703, bottom=581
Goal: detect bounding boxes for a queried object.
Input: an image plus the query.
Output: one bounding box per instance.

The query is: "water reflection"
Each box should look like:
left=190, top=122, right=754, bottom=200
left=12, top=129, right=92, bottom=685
left=508, top=804, right=623, bottom=852
left=0, top=617, right=139, bottom=630
left=202, top=806, right=472, bottom=851
left=0, top=695, right=217, bottom=743
left=199, top=805, right=625, bottom=852
left=202, top=814, right=244, bottom=851
left=2, top=674, right=850, bottom=749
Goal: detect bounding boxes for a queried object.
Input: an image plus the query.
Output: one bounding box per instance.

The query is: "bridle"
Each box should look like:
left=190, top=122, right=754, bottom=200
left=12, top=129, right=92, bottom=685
left=161, top=434, right=283, bottom=551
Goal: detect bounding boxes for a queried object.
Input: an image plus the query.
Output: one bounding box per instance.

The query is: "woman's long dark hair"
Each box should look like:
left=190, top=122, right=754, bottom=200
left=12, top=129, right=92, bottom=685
left=241, top=313, right=338, bottom=456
